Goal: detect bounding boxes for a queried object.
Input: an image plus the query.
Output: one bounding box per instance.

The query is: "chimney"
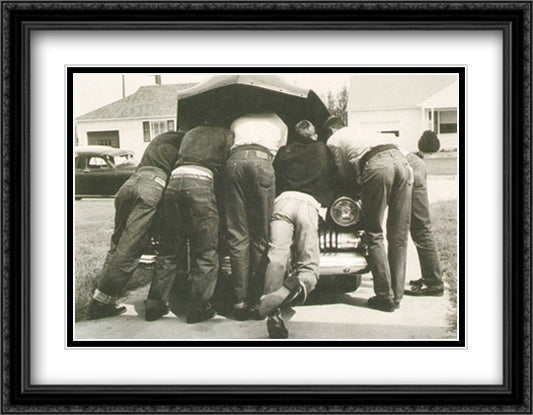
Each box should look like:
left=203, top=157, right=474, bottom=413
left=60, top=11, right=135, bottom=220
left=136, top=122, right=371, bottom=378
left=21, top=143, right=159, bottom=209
left=154, top=75, right=161, bottom=85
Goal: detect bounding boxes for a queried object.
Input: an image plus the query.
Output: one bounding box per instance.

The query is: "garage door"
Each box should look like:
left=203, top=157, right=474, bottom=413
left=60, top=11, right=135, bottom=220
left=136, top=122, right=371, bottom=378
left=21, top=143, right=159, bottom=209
left=359, top=122, right=401, bottom=141
left=87, top=130, right=120, bottom=148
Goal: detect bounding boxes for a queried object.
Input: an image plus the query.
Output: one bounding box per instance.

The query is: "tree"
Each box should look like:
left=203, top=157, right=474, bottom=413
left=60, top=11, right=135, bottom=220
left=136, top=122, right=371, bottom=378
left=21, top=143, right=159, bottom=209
left=326, top=85, right=348, bottom=125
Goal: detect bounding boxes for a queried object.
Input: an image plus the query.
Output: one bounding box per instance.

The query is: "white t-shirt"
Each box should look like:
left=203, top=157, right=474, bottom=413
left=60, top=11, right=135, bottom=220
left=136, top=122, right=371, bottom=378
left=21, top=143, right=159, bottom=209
left=328, top=126, right=404, bottom=181
left=230, top=113, right=288, bottom=157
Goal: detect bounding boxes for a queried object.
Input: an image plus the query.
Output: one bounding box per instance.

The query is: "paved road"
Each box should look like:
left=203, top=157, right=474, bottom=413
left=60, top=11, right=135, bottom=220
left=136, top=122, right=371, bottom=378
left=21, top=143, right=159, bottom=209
left=74, top=176, right=457, bottom=341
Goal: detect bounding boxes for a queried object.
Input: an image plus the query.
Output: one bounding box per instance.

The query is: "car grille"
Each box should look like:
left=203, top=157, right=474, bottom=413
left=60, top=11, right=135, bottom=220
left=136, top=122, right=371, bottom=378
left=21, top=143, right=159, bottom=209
left=319, top=230, right=363, bottom=251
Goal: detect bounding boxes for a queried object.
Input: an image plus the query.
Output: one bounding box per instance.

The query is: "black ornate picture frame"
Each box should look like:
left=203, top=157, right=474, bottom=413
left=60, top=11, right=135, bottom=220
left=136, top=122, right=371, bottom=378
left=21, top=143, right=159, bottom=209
left=2, top=1, right=531, bottom=413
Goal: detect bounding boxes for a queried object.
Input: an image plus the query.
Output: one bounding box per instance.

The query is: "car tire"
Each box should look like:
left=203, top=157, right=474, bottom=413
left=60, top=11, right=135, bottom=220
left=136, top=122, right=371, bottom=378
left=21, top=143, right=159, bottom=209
left=317, top=274, right=362, bottom=293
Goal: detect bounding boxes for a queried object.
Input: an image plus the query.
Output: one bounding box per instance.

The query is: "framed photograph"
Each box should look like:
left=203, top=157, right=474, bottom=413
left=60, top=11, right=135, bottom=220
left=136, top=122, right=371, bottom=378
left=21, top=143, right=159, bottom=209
left=3, top=1, right=530, bottom=413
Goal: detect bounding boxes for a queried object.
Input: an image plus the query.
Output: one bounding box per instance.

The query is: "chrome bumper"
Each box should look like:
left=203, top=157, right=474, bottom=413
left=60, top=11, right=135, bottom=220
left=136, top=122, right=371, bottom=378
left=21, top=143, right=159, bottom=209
left=319, top=252, right=368, bottom=276
left=140, top=251, right=369, bottom=276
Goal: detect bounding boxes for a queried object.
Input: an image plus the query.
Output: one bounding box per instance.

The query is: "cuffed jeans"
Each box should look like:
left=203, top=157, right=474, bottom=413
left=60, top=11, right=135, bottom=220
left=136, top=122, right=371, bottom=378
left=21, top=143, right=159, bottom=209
left=263, top=193, right=320, bottom=297
left=361, top=149, right=413, bottom=303
left=147, top=174, right=219, bottom=311
left=407, top=153, right=443, bottom=288
left=98, top=167, right=167, bottom=299
left=224, top=146, right=275, bottom=306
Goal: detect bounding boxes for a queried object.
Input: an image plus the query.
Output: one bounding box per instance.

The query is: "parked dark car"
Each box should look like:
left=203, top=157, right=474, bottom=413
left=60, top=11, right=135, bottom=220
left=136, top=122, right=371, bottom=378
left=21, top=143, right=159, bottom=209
left=75, top=146, right=138, bottom=199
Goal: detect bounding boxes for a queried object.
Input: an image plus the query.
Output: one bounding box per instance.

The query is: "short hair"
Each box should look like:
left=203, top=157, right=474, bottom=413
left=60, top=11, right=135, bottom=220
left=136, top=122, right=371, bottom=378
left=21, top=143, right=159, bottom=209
left=323, top=116, right=345, bottom=131
left=294, top=120, right=315, bottom=137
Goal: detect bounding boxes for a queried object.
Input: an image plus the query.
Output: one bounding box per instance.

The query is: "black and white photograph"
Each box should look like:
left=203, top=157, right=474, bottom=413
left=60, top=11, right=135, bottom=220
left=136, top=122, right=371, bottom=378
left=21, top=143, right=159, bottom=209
left=4, top=1, right=529, bottom=411
left=71, top=69, right=463, bottom=344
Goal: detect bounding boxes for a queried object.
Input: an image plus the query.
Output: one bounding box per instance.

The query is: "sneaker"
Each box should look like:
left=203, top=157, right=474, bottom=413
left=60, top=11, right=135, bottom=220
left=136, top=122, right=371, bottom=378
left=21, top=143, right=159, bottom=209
left=144, top=299, right=170, bottom=322
left=405, top=284, right=444, bottom=297
left=86, top=300, right=126, bottom=320
left=267, top=309, right=288, bottom=339
left=187, top=304, right=216, bottom=324
left=367, top=296, right=396, bottom=312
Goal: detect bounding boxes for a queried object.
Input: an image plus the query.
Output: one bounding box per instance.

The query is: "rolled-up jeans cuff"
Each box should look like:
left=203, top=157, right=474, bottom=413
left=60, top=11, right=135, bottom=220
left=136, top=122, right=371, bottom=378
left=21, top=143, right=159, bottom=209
left=283, top=275, right=300, bottom=292
left=93, top=289, right=114, bottom=304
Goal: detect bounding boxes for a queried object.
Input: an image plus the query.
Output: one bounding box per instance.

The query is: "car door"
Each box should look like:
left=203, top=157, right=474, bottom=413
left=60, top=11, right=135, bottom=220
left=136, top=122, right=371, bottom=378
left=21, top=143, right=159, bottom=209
left=82, top=155, right=118, bottom=196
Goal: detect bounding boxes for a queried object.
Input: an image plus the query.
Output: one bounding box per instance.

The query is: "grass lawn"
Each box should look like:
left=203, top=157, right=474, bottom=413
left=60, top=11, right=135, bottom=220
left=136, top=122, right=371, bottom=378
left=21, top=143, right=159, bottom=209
left=424, top=154, right=457, bottom=176
left=430, top=200, right=458, bottom=335
left=74, top=200, right=151, bottom=321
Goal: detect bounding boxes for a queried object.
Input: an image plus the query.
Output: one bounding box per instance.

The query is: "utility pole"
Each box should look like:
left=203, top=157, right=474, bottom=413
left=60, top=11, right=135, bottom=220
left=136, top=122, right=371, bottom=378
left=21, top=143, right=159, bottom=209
left=121, top=75, right=125, bottom=98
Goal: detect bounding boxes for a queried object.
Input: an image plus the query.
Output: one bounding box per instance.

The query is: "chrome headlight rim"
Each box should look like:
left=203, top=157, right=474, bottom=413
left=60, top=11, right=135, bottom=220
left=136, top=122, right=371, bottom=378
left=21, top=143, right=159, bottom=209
left=329, top=196, right=360, bottom=227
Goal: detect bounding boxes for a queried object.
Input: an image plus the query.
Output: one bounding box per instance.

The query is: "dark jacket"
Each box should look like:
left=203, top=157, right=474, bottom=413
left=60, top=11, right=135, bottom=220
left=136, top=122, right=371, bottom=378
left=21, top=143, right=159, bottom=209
left=138, top=131, right=185, bottom=176
left=177, top=126, right=234, bottom=175
left=273, top=136, right=337, bottom=207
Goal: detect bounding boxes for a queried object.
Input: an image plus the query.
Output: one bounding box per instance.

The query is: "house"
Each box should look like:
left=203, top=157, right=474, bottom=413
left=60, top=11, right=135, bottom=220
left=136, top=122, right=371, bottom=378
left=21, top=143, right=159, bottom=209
left=347, top=75, right=459, bottom=151
left=76, top=83, right=196, bottom=157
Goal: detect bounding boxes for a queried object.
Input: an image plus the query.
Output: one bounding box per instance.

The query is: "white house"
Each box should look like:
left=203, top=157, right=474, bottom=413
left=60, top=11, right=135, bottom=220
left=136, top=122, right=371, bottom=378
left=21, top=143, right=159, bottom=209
left=76, top=83, right=196, bottom=158
left=347, top=75, right=459, bottom=151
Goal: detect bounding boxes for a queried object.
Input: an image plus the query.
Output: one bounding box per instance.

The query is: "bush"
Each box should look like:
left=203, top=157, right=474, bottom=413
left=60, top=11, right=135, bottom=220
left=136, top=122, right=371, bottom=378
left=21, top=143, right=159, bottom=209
left=418, top=130, right=441, bottom=153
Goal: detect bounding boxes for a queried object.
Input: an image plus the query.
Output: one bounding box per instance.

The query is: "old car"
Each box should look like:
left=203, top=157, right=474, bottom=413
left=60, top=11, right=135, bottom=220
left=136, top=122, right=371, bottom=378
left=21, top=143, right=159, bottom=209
left=137, top=75, right=369, bottom=294
left=314, top=195, right=368, bottom=292
left=75, top=146, right=138, bottom=199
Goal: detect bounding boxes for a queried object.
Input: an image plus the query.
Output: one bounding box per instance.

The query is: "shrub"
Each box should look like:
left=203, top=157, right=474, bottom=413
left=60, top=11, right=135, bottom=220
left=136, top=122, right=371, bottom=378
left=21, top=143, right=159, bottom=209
left=418, top=130, right=441, bottom=153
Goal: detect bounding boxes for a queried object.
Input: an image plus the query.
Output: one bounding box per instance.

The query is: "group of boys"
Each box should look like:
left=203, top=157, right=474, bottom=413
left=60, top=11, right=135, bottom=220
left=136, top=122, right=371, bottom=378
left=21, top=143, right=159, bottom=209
left=87, top=112, right=443, bottom=339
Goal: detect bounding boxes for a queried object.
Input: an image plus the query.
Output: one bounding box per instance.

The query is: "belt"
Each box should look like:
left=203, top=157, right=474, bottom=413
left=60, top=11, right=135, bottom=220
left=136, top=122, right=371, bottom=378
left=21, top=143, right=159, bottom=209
left=359, top=144, right=399, bottom=171
left=137, top=166, right=167, bottom=179
left=230, top=144, right=273, bottom=160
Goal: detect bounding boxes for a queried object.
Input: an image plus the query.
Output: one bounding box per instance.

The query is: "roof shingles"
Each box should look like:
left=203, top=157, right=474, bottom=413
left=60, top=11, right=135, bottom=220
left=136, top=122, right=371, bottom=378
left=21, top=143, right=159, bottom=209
left=77, top=83, right=196, bottom=121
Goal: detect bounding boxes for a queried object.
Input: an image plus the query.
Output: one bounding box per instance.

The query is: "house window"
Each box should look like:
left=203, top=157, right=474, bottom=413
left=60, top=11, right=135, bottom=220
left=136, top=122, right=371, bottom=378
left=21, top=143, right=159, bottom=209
left=143, top=121, right=151, bottom=142
left=438, top=110, right=458, bottom=134
left=143, top=119, right=176, bottom=141
left=431, top=110, right=457, bottom=134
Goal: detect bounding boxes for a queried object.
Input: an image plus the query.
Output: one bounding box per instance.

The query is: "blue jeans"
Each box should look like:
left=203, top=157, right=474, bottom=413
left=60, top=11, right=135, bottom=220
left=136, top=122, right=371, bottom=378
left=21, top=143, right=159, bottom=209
left=98, top=167, right=167, bottom=299
left=361, top=149, right=413, bottom=303
left=224, top=146, right=275, bottom=306
left=407, top=153, right=443, bottom=288
left=147, top=174, right=219, bottom=311
left=263, top=193, right=320, bottom=296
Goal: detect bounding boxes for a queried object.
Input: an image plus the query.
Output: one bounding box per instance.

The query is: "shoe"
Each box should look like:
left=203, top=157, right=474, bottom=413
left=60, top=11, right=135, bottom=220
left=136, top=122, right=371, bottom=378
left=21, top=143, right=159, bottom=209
left=405, top=284, right=444, bottom=297
left=187, top=304, right=216, bottom=324
left=259, top=284, right=303, bottom=317
left=86, top=300, right=126, bottom=320
left=267, top=309, right=288, bottom=339
left=144, top=299, right=170, bottom=322
left=232, top=306, right=252, bottom=321
left=249, top=308, right=266, bottom=321
left=367, top=296, right=396, bottom=312
left=409, top=278, right=424, bottom=287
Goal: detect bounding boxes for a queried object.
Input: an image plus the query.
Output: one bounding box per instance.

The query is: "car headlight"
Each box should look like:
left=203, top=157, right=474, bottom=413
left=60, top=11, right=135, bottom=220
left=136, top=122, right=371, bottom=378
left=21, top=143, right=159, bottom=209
left=329, top=197, right=361, bottom=227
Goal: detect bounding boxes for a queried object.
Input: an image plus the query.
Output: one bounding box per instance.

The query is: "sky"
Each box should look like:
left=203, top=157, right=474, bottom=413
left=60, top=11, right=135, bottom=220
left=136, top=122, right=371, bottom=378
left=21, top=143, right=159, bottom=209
left=73, top=73, right=350, bottom=118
